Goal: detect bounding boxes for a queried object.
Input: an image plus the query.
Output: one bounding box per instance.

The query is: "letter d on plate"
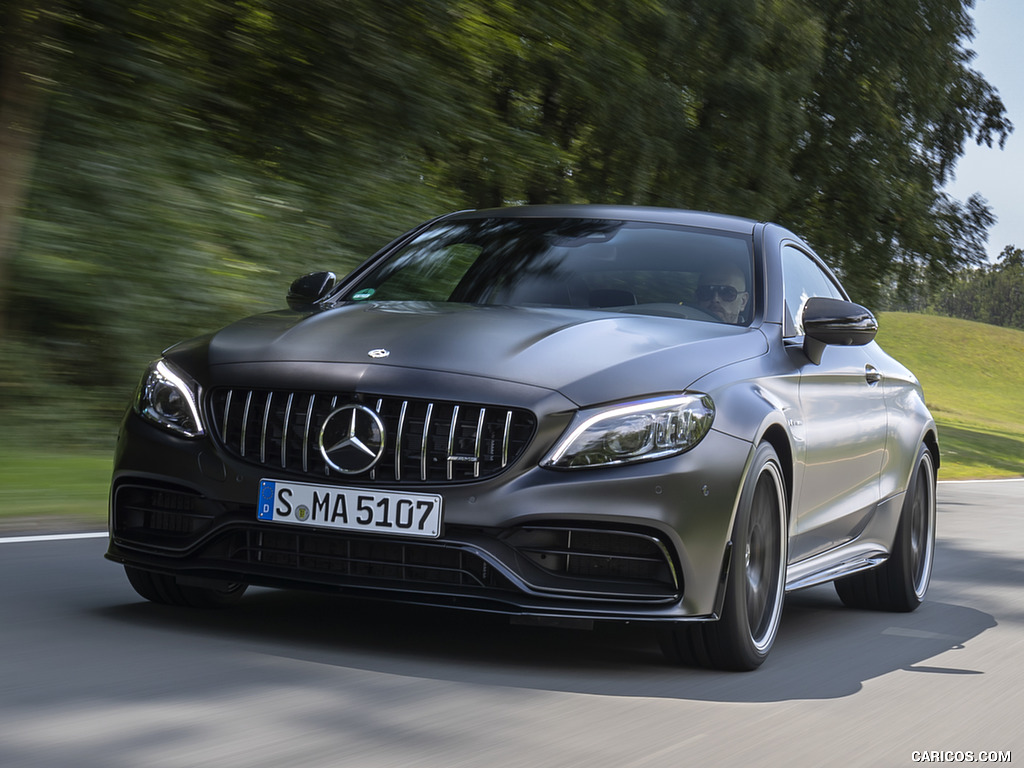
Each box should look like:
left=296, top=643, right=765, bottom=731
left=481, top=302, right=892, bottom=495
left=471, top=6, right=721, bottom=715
left=258, top=480, right=276, bottom=520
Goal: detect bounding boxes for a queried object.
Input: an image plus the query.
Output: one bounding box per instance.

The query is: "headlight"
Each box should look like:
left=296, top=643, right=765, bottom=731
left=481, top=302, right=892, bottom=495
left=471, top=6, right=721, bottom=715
left=541, top=393, right=715, bottom=469
left=135, top=359, right=205, bottom=438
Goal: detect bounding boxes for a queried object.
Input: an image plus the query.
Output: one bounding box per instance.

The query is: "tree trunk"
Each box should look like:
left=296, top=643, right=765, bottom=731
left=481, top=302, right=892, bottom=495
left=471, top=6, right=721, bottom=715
left=0, top=4, right=53, bottom=338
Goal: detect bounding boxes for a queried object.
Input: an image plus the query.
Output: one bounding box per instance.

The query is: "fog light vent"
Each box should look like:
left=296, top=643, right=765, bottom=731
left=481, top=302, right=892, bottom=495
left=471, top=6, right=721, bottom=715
left=503, top=525, right=679, bottom=592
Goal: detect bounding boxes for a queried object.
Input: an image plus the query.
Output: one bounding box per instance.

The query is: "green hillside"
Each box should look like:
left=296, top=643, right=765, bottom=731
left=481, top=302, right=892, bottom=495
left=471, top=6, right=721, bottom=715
left=877, top=312, right=1024, bottom=480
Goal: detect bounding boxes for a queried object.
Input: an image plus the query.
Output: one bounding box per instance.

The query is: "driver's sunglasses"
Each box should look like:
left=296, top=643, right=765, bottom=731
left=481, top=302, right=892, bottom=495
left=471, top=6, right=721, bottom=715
left=696, top=284, right=742, bottom=302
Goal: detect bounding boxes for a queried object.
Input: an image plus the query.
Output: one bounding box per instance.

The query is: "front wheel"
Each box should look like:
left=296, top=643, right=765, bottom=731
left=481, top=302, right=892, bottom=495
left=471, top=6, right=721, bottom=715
left=835, top=443, right=936, bottom=611
left=125, top=566, right=248, bottom=608
left=659, top=443, right=788, bottom=671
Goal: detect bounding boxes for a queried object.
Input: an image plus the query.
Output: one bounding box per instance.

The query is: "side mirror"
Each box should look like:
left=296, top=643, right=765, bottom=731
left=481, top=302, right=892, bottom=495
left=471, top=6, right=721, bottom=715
left=802, top=297, right=877, bottom=364
left=287, top=271, right=337, bottom=311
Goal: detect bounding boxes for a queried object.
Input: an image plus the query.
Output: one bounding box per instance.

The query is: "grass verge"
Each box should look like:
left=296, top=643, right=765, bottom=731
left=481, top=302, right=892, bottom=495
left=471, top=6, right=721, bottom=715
left=0, top=450, right=111, bottom=530
left=877, top=313, right=1024, bottom=480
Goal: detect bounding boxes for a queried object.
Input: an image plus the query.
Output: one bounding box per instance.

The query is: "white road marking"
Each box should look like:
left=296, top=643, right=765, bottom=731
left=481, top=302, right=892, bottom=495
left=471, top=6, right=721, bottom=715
left=0, top=531, right=107, bottom=545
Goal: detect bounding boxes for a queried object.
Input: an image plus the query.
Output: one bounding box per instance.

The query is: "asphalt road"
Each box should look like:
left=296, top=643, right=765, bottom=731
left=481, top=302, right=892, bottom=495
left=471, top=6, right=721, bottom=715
left=0, top=481, right=1020, bottom=768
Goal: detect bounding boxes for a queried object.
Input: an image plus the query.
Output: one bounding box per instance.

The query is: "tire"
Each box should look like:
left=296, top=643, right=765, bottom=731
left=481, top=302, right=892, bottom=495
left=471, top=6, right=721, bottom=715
left=659, top=443, right=788, bottom=671
left=834, top=443, right=936, bottom=612
left=124, top=566, right=248, bottom=608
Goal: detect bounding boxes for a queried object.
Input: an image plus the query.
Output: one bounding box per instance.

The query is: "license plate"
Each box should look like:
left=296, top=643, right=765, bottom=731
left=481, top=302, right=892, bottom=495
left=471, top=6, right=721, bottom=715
left=257, top=479, right=442, bottom=538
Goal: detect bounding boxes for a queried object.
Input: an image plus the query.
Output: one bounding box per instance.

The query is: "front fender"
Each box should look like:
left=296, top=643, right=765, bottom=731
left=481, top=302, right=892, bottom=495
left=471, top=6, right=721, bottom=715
left=870, top=345, right=938, bottom=496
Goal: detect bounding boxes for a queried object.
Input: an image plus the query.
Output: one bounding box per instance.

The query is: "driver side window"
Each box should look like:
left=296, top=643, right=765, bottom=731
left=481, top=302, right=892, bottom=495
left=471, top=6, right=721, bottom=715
left=781, top=245, right=844, bottom=336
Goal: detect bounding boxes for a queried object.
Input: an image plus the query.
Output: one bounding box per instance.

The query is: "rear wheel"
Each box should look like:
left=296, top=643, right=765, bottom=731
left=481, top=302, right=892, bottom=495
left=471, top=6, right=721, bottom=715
left=834, top=443, right=936, bottom=611
left=659, top=443, right=788, bottom=670
left=125, top=566, right=247, bottom=608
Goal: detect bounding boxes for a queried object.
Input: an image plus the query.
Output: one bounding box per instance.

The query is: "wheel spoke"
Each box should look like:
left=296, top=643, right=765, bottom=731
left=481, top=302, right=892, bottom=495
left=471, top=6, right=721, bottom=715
left=909, top=456, right=934, bottom=594
left=745, top=477, right=776, bottom=636
left=910, top=478, right=924, bottom=576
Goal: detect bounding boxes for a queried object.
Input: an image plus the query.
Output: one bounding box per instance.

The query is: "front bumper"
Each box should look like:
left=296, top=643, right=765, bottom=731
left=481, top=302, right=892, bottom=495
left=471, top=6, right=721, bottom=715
left=107, top=412, right=752, bottom=622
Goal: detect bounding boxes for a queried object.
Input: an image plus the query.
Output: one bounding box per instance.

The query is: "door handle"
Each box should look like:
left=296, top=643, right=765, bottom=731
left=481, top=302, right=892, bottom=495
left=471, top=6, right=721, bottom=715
left=865, top=365, right=882, bottom=385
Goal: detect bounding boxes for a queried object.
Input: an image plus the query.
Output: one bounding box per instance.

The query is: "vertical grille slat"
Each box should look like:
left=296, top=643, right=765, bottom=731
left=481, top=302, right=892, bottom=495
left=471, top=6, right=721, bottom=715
left=281, top=393, right=294, bottom=469
left=421, top=403, right=434, bottom=482
left=221, top=390, right=233, bottom=445
left=395, top=400, right=408, bottom=482
left=240, top=391, right=253, bottom=457
left=260, top=392, right=273, bottom=464
left=370, top=398, right=383, bottom=481
left=473, top=407, right=486, bottom=478
left=302, top=394, right=315, bottom=473
left=210, top=388, right=535, bottom=485
left=502, top=410, right=513, bottom=468
left=325, top=396, right=339, bottom=476
left=446, top=405, right=459, bottom=481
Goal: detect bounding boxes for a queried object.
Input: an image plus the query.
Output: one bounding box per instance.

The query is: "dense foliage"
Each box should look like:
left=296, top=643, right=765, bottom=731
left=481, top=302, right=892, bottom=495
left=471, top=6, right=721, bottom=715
left=929, top=246, right=1024, bottom=330
left=0, top=0, right=1013, bottom=442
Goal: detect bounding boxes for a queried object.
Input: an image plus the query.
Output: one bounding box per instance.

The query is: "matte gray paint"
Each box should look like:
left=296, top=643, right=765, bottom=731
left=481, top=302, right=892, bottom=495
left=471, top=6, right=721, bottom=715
left=108, top=205, right=937, bottom=625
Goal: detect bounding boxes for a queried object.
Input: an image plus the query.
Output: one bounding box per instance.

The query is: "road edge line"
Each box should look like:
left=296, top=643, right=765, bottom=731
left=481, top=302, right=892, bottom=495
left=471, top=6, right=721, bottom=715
left=0, top=531, right=108, bottom=545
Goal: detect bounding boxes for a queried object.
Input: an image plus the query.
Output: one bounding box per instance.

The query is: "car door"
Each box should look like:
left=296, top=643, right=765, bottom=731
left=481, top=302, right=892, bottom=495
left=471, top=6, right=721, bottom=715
left=782, top=245, right=889, bottom=560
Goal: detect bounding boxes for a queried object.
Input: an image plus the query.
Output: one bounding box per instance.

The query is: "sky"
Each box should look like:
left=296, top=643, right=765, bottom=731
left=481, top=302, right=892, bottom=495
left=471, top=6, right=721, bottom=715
left=944, top=0, right=1024, bottom=261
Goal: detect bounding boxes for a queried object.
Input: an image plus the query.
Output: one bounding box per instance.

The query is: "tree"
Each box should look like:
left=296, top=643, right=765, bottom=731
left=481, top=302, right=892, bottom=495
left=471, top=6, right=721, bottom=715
left=931, top=245, right=1024, bottom=330
left=0, top=1, right=57, bottom=338
left=435, top=0, right=825, bottom=215
left=781, top=0, right=1011, bottom=307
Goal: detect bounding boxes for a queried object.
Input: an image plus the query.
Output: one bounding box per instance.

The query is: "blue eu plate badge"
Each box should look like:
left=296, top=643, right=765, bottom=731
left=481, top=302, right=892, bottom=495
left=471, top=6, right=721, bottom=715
left=258, top=480, right=276, bottom=520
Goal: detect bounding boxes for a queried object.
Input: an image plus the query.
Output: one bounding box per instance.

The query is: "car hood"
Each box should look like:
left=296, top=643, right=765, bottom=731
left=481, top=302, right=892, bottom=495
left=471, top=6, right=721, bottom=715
left=204, top=302, right=767, bottom=406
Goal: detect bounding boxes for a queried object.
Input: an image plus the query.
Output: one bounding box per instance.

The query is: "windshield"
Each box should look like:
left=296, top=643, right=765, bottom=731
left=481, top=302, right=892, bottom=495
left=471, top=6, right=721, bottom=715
left=341, top=217, right=755, bottom=325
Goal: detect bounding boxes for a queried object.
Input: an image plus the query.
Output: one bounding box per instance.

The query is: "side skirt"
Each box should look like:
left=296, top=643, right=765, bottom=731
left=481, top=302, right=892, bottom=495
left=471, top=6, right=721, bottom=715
left=785, top=543, right=889, bottom=592
left=785, top=489, right=905, bottom=592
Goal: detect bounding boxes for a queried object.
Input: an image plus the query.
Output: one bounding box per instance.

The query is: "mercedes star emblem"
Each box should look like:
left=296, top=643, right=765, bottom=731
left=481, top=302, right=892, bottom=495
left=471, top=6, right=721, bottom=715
left=368, top=348, right=390, bottom=359
left=318, top=404, right=386, bottom=474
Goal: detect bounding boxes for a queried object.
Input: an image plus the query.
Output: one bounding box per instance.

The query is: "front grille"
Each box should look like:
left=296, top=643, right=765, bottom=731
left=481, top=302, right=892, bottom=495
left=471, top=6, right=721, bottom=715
left=209, top=388, right=535, bottom=484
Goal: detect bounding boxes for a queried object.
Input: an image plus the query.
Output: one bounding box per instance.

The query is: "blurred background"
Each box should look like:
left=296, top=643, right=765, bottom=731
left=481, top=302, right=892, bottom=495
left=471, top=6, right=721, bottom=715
left=0, top=0, right=1019, bottom=455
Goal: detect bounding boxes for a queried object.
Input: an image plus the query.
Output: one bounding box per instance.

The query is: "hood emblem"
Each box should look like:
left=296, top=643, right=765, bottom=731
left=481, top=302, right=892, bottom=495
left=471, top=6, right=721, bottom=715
left=368, top=348, right=390, bottom=359
left=318, top=404, right=386, bottom=474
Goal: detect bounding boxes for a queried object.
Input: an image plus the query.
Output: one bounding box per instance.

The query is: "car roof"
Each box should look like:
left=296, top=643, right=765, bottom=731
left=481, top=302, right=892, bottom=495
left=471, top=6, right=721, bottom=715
left=443, top=204, right=760, bottom=236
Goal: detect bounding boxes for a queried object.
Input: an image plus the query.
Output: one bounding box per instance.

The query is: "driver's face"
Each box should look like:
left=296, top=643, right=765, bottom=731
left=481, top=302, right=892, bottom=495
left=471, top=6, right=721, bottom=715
left=696, top=276, right=749, bottom=324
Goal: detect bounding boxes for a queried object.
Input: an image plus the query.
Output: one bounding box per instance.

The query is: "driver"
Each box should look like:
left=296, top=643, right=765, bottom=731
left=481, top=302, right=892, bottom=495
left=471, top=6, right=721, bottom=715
left=695, top=265, right=749, bottom=324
